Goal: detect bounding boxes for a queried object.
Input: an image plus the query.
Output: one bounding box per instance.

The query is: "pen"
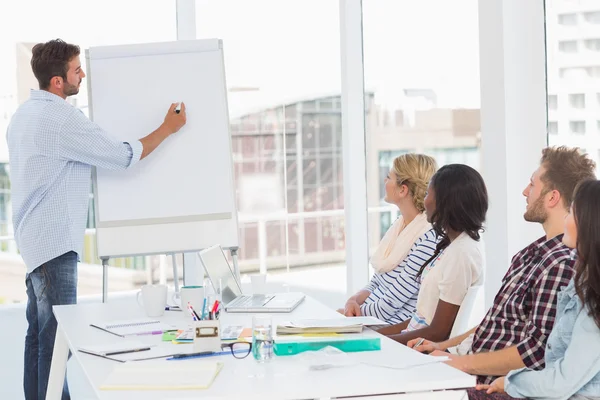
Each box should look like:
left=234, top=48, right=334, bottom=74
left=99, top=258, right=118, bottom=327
left=175, top=102, right=182, bottom=114
left=412, top=338, right=425, bottom=349
left=211, top=300, right=220, bottom=314
left=165, top=305, right=182, bottom=311
left=189, top=303, right=201, bottom=320
left=167, top=349, right=248, bottom=361
left=187, top=302, right=198, bottom=321
left=105, top=347, right=151, bottom=356
left=171, top=351, right=213, bottom=359
left=135, top=330, right=163, bottom=336
left=201, top=298, right=207, bottom=320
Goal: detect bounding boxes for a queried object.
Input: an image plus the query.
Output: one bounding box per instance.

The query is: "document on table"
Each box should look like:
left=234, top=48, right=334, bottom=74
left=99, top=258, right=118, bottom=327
left=100, top=360, right=224, bottom=390
left=361, top=349, right=449, bottom=370
left=344, top=316, right=388, bottom=326
left=78, top=341, right=179, bottom=362
left=90, top=318, right=176, bottom=337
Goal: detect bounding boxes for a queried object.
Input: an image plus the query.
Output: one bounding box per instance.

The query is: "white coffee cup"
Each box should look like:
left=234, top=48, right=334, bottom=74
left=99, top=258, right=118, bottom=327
left=172, top=286, right=204, bottom=318
left=137, top=284, right=167, bottom=317
left=250, top=274, right=267, bottom=295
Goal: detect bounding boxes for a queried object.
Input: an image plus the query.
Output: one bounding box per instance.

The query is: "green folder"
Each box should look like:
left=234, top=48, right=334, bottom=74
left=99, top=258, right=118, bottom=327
left=273, top=336, right=381, bottom=356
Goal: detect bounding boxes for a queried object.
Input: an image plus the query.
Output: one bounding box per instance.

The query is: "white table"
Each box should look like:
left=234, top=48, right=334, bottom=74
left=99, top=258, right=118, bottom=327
left=47, top=295, right=473, bottom=400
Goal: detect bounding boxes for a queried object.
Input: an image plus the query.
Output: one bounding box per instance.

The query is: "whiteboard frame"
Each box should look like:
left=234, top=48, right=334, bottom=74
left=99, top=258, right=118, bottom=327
left=86, top=39, right=239, bottom=259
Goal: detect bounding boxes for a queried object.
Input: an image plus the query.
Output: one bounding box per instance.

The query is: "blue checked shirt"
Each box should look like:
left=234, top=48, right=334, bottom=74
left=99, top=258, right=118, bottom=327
left=6, top=90, right=143, bottom=273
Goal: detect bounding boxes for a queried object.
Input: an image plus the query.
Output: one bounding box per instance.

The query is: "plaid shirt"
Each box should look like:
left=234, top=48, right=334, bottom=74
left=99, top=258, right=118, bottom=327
left=471, top=235, right=575, bottom=385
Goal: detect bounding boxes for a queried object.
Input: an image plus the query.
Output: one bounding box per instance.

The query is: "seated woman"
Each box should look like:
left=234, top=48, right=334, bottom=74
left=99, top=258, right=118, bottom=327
left=341, top=153, right=438, bottom=325
left=476, top=179, right=600, bottom=400
left=376, top=164, right=488, bottom=345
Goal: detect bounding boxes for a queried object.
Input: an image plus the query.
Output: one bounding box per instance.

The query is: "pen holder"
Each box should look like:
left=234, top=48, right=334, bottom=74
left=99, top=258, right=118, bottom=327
left=193, top=320, right=221, bottom=353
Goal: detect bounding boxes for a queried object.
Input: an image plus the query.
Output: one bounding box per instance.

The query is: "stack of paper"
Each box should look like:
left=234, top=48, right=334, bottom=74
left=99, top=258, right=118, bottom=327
left=100, top=361, right=223, bottom=390
left=344, top=316, right=388, bottom=326
left=277, top=319, right=364, bottom=335
left=90, top=318, right=176, bottom=337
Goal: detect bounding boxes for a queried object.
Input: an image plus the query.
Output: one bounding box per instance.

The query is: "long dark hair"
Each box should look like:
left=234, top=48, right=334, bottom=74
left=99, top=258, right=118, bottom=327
left=417, top=164, right=489, bottom=277
left=573, top=180, right=600, bottom=329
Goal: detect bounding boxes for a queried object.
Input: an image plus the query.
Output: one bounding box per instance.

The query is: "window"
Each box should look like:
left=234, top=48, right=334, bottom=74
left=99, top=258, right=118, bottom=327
left=584, top=39, right=600, bottom=51
left=196, top=0, right=345, bottom=296
left=590, top=67, right=600, bottom=78
left=558, top=13, right=577, bottom=25
left=583, top=11, right=600, bottom=24
left=560, top=67, right=589, bottom=79
left=0, top=0, right=176, bottom=303
left=569, top=93, right=586, bottom=109
left=363, top=0, right=480, bottom=250
left=548, top=95, right=558, bottom=110
left=548, top=121, right=558, bottom=135
left=569, top=121, right=586, bottom=134
left=559, top=40, right=578, bottom=53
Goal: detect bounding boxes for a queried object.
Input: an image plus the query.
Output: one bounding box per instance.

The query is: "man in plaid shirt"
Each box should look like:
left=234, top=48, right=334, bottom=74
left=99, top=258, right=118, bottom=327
left=408, top=147, right=596, bottom=390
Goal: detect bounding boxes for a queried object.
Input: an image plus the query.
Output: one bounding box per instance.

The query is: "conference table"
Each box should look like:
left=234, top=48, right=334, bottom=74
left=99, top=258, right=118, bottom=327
left=47, top=294, right=473, bottom=400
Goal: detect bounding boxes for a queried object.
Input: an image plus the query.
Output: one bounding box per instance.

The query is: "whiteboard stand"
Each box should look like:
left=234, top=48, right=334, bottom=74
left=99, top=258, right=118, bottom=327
left=230, top=247, right=241, bottom=283
left=171, top=253, right=180, bottom=294
left=101, top=257, right=109, bottom=303
left=100, top=253, right=182, bottom=302
left=87, top=39, right=240, bottom=303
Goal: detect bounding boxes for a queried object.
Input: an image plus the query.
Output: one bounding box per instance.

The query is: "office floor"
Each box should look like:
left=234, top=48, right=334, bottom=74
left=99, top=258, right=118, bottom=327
left=0, top=271, right=346, bottom=399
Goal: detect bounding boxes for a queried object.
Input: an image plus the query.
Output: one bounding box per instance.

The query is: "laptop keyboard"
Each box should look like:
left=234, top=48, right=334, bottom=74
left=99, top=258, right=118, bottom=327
left=230, top=295, right=273, bottom=308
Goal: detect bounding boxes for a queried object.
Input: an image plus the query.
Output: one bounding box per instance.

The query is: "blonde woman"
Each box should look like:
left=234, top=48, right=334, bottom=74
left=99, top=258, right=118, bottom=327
left=342, top=154, right=438, bottom=324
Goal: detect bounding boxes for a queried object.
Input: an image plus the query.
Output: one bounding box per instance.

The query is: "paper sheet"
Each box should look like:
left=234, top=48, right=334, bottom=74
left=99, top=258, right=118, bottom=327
left=344, top=316, right=388, bottom=326
left=100, top=360, right=223, bottom=390
left=78, top=340, right=151, bottom=356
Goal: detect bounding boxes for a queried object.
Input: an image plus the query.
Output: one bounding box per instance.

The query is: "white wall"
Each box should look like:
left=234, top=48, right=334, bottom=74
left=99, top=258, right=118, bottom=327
left=478, top=0, right=547, bottom=307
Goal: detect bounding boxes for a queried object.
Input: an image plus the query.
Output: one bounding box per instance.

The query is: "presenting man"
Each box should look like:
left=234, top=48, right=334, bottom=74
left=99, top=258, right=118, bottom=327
left=7, top=39, right=187, bottom=400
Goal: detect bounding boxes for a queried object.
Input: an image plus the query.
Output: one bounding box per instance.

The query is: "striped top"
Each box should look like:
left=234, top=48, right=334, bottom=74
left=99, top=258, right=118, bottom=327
left=361, top=229, right=439, bottom=325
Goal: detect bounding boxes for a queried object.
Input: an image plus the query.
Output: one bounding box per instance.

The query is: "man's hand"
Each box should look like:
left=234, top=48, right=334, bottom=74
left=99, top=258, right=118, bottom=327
left=476, top=377, right=506, bottom=395
left=407, top=338, right=443, bottom=353
left=442, top=353, right=471, bottom=373
left=162, top=102, right=187, bottom=134
left=344, top=300, right=362, bottom=317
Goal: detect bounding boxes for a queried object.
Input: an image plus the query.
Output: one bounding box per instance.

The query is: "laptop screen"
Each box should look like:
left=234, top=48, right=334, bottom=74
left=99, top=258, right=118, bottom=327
left=198, top=245, right=242, bottom=305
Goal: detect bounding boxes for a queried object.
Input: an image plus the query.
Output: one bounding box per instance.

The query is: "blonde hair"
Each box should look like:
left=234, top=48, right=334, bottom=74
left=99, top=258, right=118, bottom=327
left=392, top=154, right=438, bottom=212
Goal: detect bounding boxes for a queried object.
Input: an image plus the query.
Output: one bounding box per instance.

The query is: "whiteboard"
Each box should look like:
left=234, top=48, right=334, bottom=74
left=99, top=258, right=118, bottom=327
left=86, top=39, right=239, bottom=258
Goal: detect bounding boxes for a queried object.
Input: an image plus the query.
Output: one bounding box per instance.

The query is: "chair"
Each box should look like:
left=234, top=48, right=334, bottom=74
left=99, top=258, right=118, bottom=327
left=450, top=285, right=484, bottom=338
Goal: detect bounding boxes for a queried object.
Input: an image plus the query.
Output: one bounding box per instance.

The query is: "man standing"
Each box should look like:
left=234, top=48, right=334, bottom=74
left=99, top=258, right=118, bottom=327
left=407, top=147, right=596, bottom=396
left=7, top=39, right=186, bottom=400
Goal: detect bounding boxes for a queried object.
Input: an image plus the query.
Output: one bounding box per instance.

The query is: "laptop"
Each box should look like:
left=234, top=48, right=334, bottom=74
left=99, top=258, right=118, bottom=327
left=198, top=245, right=305, bottom=313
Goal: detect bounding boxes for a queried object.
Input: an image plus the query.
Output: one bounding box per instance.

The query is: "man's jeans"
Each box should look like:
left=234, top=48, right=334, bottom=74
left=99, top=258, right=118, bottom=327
left=24, top=251, right=77, bottom=400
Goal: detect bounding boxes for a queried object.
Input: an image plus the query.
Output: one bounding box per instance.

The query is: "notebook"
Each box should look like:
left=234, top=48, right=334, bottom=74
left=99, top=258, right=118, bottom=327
left=78, top=341, right=179, bottom=362
left=90, top=319, right=175, bottom=337
left=277, top=319, right=364, bottom=335
left=100, top=360, right=224, bottom=390
left=78, top=340, right=154, bottom=357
